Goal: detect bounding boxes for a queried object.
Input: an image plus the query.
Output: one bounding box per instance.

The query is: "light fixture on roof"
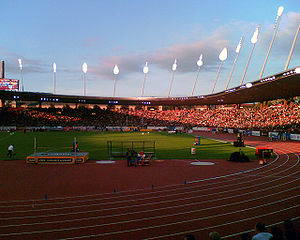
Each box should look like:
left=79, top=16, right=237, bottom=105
left=240, top=25, right=261, bottom=86
left=226, top=36, right=244, bottom=90
left=277, top=6, right=284, bottom=17
left=82, top=62, right=87, bottom=96
left=295, top=67, right=300, bottom=74
left=168, top=59, right=178, bottom=97
left=82, top=62, right=87, bottom=74
left=18, top=58, right=24, bottom=91
left=53, top=62, right=57, bottom=94
left=211, top=48, right=227, bottom=94
left=191, top=54, right=203, bottom=96
left=18, top=59, right=22, bottom=69
left=235, top=37, right=243, bottom=53
left=141, top=61, right=149, bottom=97
left=246, top=82, right=253, bottom=88
left=113, top=64, right=119, bottom=97
left=143, top=61, right=149, bottom=74
left=113, top=64, right=119, bottom=75
left=259, top=6, right=284, bottom=79
left=196, top=54, right=203, bottom=67
left=251, top=26, right=260, bottom=44
left=219, top=48, right=227, bottom=61
left=172, top=59, right=177, bottom=71
left=285, top=24, right=300, bottom=70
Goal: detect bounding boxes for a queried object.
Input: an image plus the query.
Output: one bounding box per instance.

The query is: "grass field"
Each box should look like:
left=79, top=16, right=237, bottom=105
left=0, top=131, right=256, bottom=161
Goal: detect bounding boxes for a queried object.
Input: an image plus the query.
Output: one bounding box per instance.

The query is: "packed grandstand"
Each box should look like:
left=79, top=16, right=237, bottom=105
left=0, top=100, right=299, bottom=136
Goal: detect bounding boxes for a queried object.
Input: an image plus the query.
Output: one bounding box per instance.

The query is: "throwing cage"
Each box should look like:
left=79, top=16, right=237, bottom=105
left=107, top=140, right=156, bottom=159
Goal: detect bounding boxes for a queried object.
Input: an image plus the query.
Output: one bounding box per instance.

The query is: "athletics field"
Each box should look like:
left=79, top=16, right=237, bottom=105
left=0, top=131, right=255, bottom=161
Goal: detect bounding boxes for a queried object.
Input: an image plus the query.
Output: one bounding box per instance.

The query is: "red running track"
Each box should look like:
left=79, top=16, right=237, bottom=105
left=0, top=133, right=299, bottom=240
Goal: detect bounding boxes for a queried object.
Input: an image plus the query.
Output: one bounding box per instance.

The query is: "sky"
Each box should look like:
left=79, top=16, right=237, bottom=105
left=1, top=0, right=300, bottom=98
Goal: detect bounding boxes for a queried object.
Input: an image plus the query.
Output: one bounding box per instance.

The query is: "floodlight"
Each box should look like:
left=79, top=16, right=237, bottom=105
left=82, top=62, right=87, bottom=73
left=285, top=24, right=300, bottom=70
left=113, top=64, right=119, bottom=97
left=259, top=6, right=284, bottom=78
left=212, top=49, right=227, bottom=93
left=53, top=62, right=57, bottom=94
left=191, top=54, right=203, bottom=96
left=251, top=26, right=260, bottom=44
left=246, top=82, right=253, bottom=88
left=143, top=62, right=149, bottom=74
left=197, top=54, right=203, bottom=67
left=18, top=59, right=22, bottom=69
left=113, top=64, right=119, bottom=75
left=219, top=48, right=227, bottom=61
left=168, top=59, right=177, bottom=97
left=236, top=37, right=243, bottom=53
left=141, top=61, right=149, bottom=97
left=277, top=6, right=284, bottom=17
left=226, top=37, right=244, bottom=90
left=295, top=67, right=300, bottom=74
left=172, top=59, right=177, bottom=71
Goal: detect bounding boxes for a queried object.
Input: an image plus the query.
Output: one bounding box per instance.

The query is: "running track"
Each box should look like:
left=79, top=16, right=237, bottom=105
left=0, top=133, right=299, bottom=239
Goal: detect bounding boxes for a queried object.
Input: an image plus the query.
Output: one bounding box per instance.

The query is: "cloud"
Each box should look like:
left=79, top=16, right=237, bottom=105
left=90, top=27, right=231, bottom=80
left=1, top=51, right=48, bottom=75
left=151, top=29, right=229, bottom=72
left=276, top=12, right=300, bottom=55
left=258, top=11, right=300, bottom=56
left=90, top=55, right=142, bottom=79
left=3, top=10, right=298, bottom=85
left=88, top=10, right=299, bottom=82
left=1, top=50, right=77, bottom=77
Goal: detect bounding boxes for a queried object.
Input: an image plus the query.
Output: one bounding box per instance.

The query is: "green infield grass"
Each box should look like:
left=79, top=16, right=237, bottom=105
left=0, top=131, right=256, bottom=161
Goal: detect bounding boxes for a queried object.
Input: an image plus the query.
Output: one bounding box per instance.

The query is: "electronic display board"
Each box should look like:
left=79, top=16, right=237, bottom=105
left=0, top=79, right=19, bottom=91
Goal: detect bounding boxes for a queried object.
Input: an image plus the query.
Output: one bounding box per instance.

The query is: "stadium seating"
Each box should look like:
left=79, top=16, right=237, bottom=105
left=0, top=103, right=299, bottom=134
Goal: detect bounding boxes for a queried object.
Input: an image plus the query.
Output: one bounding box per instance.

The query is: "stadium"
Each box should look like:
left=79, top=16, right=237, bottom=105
left=1, top=2, right=300, bottom=240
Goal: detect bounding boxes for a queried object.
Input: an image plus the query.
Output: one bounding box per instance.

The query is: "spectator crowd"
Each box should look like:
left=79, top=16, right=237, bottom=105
left=0, top=103, right=299, bottom=134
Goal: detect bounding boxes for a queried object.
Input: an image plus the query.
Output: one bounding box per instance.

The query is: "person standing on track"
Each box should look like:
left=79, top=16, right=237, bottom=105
left=126, top=148, right=132, bottom=167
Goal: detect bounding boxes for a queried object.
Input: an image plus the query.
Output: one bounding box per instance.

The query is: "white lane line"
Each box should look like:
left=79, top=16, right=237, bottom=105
left=1, top=184, right=298, bottom=229
left=0, top=151, right=296, bottom=216
left=0, top=195, right=298, bottom=237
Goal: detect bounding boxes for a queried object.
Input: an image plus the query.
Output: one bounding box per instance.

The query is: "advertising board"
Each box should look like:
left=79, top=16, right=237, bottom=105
left=0, top=79, right=19, bottom=91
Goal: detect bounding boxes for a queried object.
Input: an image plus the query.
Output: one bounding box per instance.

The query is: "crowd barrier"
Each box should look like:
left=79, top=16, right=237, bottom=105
left=0, top=126, right=16, bottom=131
left=1, top=125, right=299, bottom=141
left=290, top=134, right=300, bottom=141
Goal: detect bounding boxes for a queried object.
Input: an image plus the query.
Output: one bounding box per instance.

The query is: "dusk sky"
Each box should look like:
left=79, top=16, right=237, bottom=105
left=1, top=0, right=300, bottom=97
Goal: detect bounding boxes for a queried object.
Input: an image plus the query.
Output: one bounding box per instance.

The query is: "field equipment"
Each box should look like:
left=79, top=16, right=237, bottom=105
left=107, top=140, right=156, bottom=160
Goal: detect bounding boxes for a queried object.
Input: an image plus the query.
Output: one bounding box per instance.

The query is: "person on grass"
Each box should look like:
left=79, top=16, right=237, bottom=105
left=7, top=144, right=14, bottom=159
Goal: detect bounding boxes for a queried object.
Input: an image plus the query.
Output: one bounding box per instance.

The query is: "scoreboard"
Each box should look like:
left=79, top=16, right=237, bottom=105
left=0, top=79, right=19, bottom=91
